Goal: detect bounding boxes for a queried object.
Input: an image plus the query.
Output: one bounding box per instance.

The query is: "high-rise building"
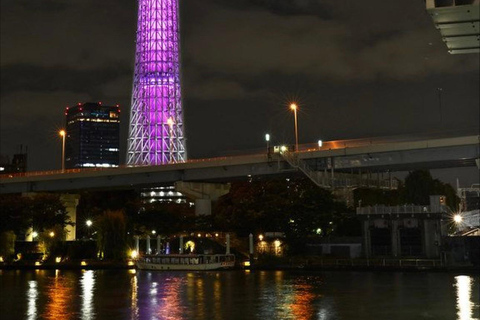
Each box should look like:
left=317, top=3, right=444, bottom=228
left=127, top=0, right=186, bottom=165
left=65, top=102, right=120, bottom=169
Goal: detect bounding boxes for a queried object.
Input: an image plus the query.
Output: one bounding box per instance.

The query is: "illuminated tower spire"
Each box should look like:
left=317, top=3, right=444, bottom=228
left=127, top=0, right=186, bottom=165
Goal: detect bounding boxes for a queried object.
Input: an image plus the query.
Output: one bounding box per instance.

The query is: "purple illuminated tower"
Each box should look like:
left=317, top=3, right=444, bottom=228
left=127, top=0, right=186, bottom=165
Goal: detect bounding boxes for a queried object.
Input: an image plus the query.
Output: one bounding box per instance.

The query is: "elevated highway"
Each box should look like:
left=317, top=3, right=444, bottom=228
left=1, top=135, right=478, bottom=194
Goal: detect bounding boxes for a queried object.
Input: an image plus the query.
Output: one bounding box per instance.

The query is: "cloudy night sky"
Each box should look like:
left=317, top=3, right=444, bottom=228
left=1, top=0, right=479, bottom=185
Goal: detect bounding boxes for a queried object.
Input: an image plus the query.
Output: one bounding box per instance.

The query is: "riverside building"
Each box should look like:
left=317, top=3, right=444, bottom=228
left=65, top=102, right=120, bottom=169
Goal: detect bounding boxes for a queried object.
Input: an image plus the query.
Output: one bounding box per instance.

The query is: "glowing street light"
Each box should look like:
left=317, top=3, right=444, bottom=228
left=86, top=220, right=93, bottom=238
left=453, top=214, right=463, bottom=224
left=289, top=103, right=299, bottom=152
left=318, top=140, right=323, bottom=148
left=59, top=130, right=66, bottom=172
left=32, top=231, right=38, bottom=239
left=49, top=231, right=55, bottom=238
left=265, top=133, right=270, bottom=154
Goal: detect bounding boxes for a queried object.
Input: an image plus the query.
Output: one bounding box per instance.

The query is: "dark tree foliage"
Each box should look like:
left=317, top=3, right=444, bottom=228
left=0, top=194, right=30, bottom=235
left=353, top=187, right=402, bottom=207
left=214, top=177, right=351, bottom=253
left=26, top=193, right=71, bottom=233
left=77, top=190, right=141, bottom=238
left=131, top=202, right=195, bottom=236
left=78, top=190, right=140, bottom=217
left=401, top=170, right=459, bottom=209
left=402, top=170, right=436, bottom=205
left=0, top=193, right=71, bottom=236
left=96, top=210, right=128, bottom=260
left=354, top=170, right=459, bottom=210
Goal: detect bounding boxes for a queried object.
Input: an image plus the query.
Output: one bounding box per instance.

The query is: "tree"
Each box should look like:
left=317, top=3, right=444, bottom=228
left=0, top=194, right=30, bottom=236
left=0, top=193, right=72, bottom=238
left=402, top=170, right=436, bottom=205
left=214, top=176, right=349, bottom=253
left=131, top=202, right=194, bottom=236
left=25, top=193, right=72, bottom=235
left=354, top=187, right=402, bottom=207
left=96, top=209, right=128, bottom=260
left=402, top=170, right=459, bottom=209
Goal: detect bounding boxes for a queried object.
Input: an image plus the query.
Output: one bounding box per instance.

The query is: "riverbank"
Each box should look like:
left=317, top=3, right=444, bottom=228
left=2, top=258, right=478, bottom=273
left=0, top=259, right=135, bottom=270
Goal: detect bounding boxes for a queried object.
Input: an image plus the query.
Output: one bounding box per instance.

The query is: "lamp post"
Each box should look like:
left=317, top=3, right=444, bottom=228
left=59, top=130, right=66, bottom=172
left=86, top=220, right=92, bottom=238
left=265, top=133, right=270, bottom=154
left=289, top=103, right=299, bottom=152
left=167, top=117, right=174, bottom=163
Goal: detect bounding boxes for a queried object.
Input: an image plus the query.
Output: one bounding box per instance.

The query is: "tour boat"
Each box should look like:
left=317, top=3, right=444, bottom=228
left=136, top=253, right=236, bottom=271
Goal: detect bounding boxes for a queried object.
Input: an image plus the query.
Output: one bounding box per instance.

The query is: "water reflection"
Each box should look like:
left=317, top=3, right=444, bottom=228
left=131, top=274, right=139, bottom=320
left=81, top=270, right=95, bottom=320
left=3, top=270, right=479, bottom=320
left=44, top=271, right=74, bottom=320
left=213, top=275, right=222, bottom=320
left=455, top=275, right=477, bottom=320
left=291, top=282, right=317, bottom=319
left=257, top=271, right=325, bottom=320
left=26, top=280, right=38, bottom=320
left=155, top=276, right=184, bottom=320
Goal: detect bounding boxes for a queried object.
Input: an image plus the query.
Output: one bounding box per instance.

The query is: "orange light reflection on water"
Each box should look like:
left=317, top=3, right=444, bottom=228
left=130, top=274, right=138, bottom=320
left=43, top=271, right=74, bottom=320
left=289, top=283, right=316, bottom=320
left=155, top=277, right=184, bottom=320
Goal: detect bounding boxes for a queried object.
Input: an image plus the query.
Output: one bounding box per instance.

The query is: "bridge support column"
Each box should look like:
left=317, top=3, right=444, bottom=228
left=362, top=221, right=371, bottom=258
left=175, top=182, right=230, bottom=216
left=391, top=220, right=400, bottom=257
left=424, top=219, right=440, bottom=258
left=60, top=194, right=80, bottom=241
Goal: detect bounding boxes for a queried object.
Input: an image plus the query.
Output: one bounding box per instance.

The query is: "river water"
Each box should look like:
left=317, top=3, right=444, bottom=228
left=0, top=269, right=478, bottom=320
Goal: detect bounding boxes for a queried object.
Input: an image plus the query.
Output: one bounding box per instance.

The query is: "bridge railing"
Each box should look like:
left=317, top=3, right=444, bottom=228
left=356, top=205, right=445, bottom=215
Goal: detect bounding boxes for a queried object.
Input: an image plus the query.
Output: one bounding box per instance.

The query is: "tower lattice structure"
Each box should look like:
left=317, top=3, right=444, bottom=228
left=127, top=0, right=186, bottom=165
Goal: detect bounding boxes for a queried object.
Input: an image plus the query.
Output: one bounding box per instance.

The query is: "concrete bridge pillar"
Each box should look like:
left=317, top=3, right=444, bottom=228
left=424, top=219, right=440, bottom=258
left=362, top=221, right=371, bottom=258
left=175, top=181, right=231, bottom=216
left=60, top=194, right=80, bottom=241
left=391, top=220, right=400, bottom=257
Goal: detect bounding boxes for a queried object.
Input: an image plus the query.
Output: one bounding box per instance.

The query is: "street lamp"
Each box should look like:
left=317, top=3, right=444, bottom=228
left=167, top=117, right=174, bottom=163
left=86, top=220, right=92, bottom=238
left=318, top=140, right=323, bottom=148
left=265, top=133, right=270, bottom=154
left=453, top=214, right=462, bottom=224
left=59, top=130, right=66, bottom=172
left=289, top=103, right=299, bottom=152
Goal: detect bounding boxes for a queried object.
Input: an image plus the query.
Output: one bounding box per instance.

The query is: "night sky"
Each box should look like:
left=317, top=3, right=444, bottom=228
left=1, top=0, right=479, bottom=186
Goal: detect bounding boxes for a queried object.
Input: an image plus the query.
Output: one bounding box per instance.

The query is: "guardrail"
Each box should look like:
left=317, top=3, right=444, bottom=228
left=356, top=205, right=446, bottom=215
